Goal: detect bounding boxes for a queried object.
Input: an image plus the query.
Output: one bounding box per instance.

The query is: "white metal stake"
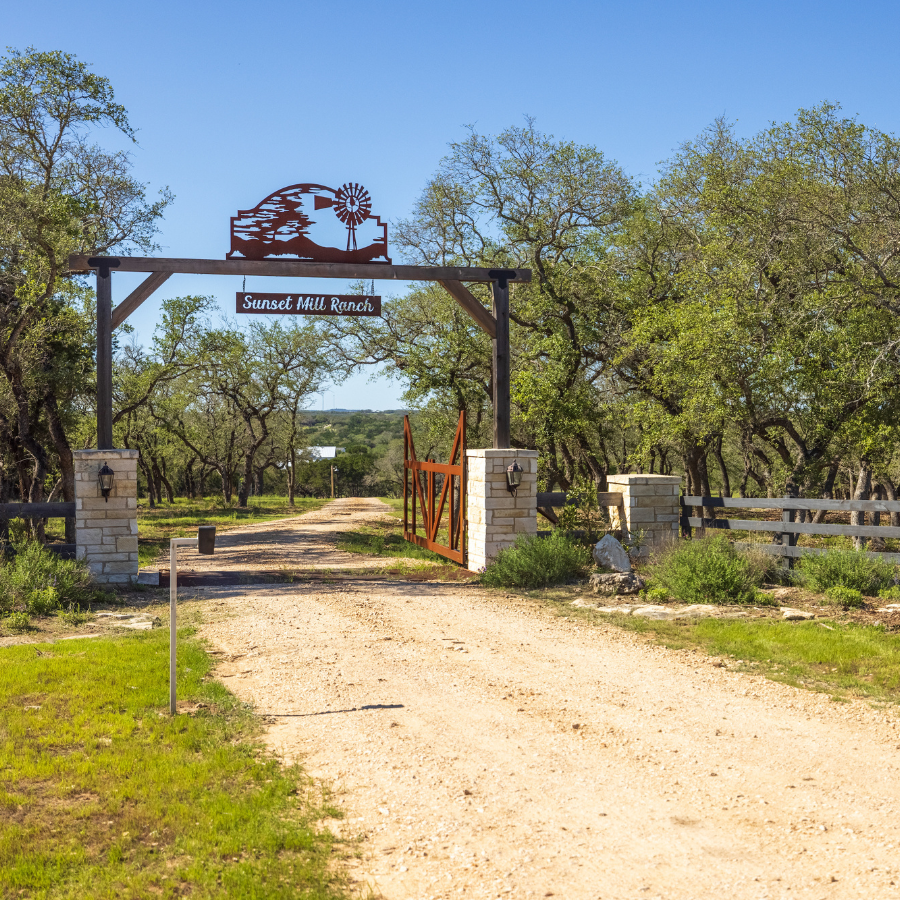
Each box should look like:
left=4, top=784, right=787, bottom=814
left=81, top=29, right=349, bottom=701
left=169, top=537, right=198, bottom=715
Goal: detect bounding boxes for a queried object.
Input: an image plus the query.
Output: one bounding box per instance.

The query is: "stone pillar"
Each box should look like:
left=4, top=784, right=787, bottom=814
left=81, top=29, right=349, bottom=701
left=466, top=449, right=538, bottom=571
left=606, top=473, right=682, bottom=554
left=74, top=449, right=139, bottom=584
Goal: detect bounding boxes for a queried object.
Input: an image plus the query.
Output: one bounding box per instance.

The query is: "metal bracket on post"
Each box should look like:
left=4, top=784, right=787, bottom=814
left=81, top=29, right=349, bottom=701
left=88, top=257, right=120, bottom=451
left=488, top=269, right=517, bottom=450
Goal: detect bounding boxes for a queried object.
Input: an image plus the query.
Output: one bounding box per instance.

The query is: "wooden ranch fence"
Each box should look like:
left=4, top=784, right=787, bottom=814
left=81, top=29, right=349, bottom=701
left=681, top=495, right=900, bottom=563
left=0, top=501, right=77, bottom=558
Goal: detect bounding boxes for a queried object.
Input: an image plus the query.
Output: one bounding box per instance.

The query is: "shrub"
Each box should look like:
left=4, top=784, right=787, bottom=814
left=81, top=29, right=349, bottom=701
left=57, top=603, right=90, bottom=626
left=824, top=585, right=866, bottom=609
left=878, top=585, right=900, bottom=602
left=647, top=535, right=774, bottom=605
left=481, top=531, right=592, bottom=589
left=555, top=476, right=609, bottom=544
left=0, top=540, right=99, bottom=616
left=796, top=548, right=894, bottom=595
left=2, top=611, right=31, bottom=632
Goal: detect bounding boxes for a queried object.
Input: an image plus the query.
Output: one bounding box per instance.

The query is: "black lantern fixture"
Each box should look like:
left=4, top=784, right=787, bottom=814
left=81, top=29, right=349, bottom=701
left=98, top=463, right=115, bottom=502
left=506, top=460, right=523, bottom=495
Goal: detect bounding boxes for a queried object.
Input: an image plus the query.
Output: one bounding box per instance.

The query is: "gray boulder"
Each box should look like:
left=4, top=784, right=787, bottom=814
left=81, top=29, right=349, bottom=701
left=589, top=572, right=645, bottom=596
left=592, top=534, right=632, bottom=573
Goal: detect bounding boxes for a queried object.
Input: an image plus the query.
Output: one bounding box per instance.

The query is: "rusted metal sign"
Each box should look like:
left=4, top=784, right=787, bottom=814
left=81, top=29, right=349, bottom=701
left=227, top=182, right=390, bottom=264
left=236, top=292, right=381, bottom=317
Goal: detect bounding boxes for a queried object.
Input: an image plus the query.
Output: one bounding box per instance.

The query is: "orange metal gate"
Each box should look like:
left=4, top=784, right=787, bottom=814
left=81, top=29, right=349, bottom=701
left=403, top=412, right=466, bottom=564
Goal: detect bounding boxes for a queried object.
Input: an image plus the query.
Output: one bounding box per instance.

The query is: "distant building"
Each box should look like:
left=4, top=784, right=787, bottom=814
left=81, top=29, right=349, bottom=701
left=305, top=446, right=345, bottom=460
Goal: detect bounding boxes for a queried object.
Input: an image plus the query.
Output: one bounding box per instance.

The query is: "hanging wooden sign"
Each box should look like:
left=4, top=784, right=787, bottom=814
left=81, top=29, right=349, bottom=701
left=235, top=292, right=381, bottom=317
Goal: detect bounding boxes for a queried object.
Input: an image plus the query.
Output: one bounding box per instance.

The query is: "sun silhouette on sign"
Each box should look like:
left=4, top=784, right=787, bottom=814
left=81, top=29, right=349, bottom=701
left=333, top=183, right=372, bottom=251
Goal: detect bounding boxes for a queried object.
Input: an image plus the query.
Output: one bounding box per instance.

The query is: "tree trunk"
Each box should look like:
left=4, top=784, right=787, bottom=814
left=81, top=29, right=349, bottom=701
left=851, top=461, right=871, bottom=550
left=712, top=435, right=731, bottom=498
left=44, top=394, right=76, bottom=542
left=697, top=446, right=716, bottom=520
left=220, top=468, right=233, bottom=504
left=139, top=455, right=156, bottom=508
left=811, top=460, right=840, bottom=525
left=184, top=459, right=195, bottom=500
left=158, top=460, right=175, bottom=504
left=288, top=443, right=296, bottom=506
left=882, top=476, right=900, bottom=527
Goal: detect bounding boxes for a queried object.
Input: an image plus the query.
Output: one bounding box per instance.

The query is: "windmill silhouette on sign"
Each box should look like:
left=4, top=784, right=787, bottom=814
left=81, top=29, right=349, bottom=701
left=227, top=182, right=390, bottom=263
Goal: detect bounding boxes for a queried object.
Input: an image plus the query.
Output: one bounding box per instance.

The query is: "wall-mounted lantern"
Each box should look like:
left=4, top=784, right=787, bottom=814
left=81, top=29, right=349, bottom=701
left=98, top=463, right=115, bottom=501
left=506, top=461, right=523, bottom=495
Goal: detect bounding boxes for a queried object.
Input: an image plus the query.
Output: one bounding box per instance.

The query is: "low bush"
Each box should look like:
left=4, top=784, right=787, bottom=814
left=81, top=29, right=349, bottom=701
left=796, top=548, right=894, bottom=595
left=0, top=540, right=99, bottom=616
left=647, top=535, right=775, bottom=605
left=2, top=611, right=31, bottom=632
left=824, top=585, right=866, bottom=609
left=481, top=531, right=592, bottom=589
left=878, top=585, right=900, bottom=602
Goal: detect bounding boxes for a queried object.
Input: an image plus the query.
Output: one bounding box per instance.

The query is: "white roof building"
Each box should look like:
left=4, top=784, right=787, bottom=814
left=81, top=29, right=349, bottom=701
left=305, top=446, right=345, bottom=460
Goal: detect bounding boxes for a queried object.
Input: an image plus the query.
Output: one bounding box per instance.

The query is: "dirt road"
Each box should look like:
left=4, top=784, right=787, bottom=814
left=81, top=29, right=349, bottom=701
left=199, top=499, right=900, bottom=900
left=162, top=498, right=408, bottom=575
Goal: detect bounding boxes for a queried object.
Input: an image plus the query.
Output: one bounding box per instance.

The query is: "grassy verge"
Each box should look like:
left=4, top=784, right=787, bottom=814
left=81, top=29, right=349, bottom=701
left=137, top=495, right=327, bottom=568
left=335, top=497, right=448, bottom=564
left=601, top=614, right=900, bottom=702
left=0, top=629, right=353, bottom=899
left=504, top=582, right=900, bottom=705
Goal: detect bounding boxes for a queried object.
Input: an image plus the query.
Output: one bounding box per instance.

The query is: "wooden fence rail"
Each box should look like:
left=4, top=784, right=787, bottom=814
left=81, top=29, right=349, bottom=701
left=0, top=502, right=77, bottom=559
left=0, top=502, right=75, bottom=518
left=680, top=495, right=900, bottom=563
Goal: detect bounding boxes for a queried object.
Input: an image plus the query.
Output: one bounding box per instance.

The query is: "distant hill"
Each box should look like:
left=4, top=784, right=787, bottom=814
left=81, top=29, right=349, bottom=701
left=301, top=409, right=406, bottom=452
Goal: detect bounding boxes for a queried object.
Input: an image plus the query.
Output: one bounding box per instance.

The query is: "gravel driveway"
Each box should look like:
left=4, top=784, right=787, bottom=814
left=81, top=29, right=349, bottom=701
left=198, top=499, right=900, bottom=900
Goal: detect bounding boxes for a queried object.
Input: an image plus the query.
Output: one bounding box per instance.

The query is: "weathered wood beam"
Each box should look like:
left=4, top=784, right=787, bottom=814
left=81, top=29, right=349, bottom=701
left=537, top=491, right=624, bottom=508
left=683, top=495, right=900, bottom=513
left=734, top=541, right=900, bottom=562
left=0, top=502, right=76, bottom=518
left=491, top=279, right=510, bottom=449
left=437, top=280, right=496, bottom=337
left=684, top=516, right=900, bottom=539
left=69, top=255, right=532, bottom=284
left=96, top=267, right=113, bottom=450
left=111, top=271, right=172, bottom=329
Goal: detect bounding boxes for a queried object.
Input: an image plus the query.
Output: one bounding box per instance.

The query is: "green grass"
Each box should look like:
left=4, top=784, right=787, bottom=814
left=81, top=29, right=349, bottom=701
left=334, top=497, right=452, bottom=564
left=555, top=598, right=900, bottom=702
left=137, top=495, right=327, bottom=568
left=0, top=630, right=353, bottom=899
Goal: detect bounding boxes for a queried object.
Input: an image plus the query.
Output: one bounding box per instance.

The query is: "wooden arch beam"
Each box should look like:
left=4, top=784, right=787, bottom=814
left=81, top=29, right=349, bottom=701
left=437, top=280, right=496, bottom=338
left=110, top=272, right=172, bottom=329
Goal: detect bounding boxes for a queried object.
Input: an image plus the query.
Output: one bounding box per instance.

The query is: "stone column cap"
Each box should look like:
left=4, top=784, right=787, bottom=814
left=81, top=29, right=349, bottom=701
left=466, top=449, right=539, bottom=458
left=606, top=474, right=682, bottom=485
left=74, top=449, right=140, bottom=460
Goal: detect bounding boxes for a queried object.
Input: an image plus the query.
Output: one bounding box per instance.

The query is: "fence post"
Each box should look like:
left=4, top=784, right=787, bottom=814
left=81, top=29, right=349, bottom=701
left=680, top=493, right=692, bottom=538
left=781, top=489, right=797, bottom=569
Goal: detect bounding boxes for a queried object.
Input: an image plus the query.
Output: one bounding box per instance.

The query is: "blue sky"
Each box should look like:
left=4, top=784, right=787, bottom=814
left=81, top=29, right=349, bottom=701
left=7, top=0, right=900, bottom=408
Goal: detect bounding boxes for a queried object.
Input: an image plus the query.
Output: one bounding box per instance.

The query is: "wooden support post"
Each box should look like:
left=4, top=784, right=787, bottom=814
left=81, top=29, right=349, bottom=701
left=489, top=270, right=514, bottom=450
left=781, top=490, right=797, bottom=568
left=91, top=257, right=119, bottom=450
